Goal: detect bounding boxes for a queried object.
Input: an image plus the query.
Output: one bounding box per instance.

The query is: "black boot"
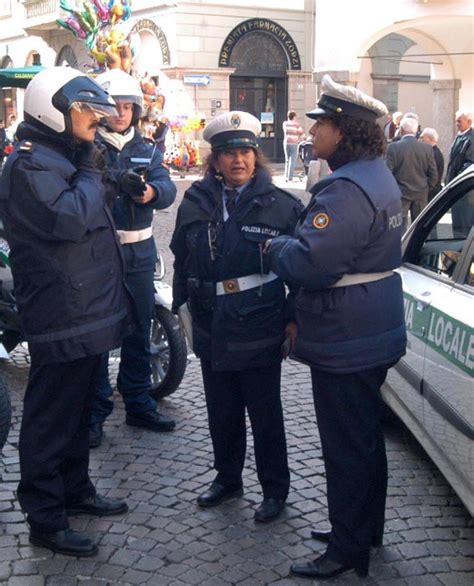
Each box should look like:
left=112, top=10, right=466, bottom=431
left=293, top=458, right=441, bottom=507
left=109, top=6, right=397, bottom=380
left=196, top=482, right=243, bottom=507
left=291, top=552, right=368, bottom=579
left=66, top=494, right=128, bottom=517
left=29, top=528, right=98, bottom=557
left=126, top=410, right=176, bottom=432
left=254, top=498, right=285, bottom=522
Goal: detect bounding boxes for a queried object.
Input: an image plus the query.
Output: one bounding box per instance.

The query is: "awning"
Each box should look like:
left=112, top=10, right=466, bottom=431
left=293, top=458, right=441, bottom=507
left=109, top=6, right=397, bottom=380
left=0, top=66, right=44, bottom=89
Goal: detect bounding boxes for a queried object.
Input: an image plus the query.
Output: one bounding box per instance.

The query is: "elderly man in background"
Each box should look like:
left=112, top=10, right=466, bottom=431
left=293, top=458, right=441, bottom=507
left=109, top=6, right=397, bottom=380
left=386, top=117, right=437, bottom=231
left=420, top=127, right=444, bottom=201
left=445, top=109, right=473, bottom=183
left=383, top=111, right=402, bottom=142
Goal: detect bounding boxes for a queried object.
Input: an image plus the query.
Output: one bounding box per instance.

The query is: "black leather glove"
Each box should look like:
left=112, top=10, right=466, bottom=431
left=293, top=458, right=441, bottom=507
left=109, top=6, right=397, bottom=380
left=75, top=142, right=107, bottom=172
left=118, top=167, right=147, bottom=196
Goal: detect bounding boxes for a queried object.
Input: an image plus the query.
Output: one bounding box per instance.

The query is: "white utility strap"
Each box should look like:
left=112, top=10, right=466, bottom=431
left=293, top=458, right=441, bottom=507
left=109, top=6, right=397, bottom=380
left=116, top=226, right=153, bottom=245
left=216, top=271, right=279, bottom=295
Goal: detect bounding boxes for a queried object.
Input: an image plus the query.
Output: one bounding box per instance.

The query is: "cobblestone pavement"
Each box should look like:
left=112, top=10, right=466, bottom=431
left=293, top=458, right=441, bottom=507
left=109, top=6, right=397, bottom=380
left=0, top=169, right=472, bottom=585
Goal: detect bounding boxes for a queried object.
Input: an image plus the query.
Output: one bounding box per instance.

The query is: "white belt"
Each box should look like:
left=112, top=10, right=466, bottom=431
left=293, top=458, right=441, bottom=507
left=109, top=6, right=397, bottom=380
left=330, top=271, right=394, bottom=288
left=116, top=226, right=153, bottom=245
left=216, top=271, right=278, bottom=295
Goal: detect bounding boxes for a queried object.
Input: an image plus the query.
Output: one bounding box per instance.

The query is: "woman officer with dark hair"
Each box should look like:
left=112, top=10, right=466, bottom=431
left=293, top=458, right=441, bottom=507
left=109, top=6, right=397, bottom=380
left=264, top=75, right=407, bottom=579
left=171, top=111, right=302, bottom=522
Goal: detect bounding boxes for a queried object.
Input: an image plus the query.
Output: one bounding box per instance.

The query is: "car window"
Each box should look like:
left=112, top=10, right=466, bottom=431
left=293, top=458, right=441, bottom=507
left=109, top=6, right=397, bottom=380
left=411, top=188, right=474, bottom=278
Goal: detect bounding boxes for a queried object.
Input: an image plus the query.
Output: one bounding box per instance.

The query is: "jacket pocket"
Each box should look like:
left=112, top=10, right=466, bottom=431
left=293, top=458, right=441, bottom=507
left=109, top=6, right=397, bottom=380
left=69, top=264, right=117, bottom=316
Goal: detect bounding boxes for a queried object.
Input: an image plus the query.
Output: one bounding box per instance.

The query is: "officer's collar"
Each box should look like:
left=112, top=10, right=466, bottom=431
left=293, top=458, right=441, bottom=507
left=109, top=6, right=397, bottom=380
left=97, top=126, right=135, bottom=152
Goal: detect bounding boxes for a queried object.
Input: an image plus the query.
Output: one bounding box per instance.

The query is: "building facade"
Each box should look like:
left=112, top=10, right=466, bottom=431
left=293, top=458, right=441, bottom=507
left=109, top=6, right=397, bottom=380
left=0, top=0, right=315, bottom=161
left=0, top=0, right=472, bottom=160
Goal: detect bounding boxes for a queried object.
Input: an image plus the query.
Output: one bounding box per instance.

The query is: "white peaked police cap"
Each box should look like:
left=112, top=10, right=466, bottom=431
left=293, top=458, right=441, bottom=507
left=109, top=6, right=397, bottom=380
left=203, top=111, right=262, bottom=151
left=307, top=74, right=388, bottom=122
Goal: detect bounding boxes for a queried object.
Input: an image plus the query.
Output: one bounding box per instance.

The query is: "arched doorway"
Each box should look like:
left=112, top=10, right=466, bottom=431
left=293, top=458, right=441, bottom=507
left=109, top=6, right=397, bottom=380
left=220, top=19, right=302, bottom=162
left=366, top=33, right=432, bottom=123
left=358, top=27, right=457, bottom=156
left=55, top=45, right=78, bottom=68
left=128, top=19, right=171, bottom=76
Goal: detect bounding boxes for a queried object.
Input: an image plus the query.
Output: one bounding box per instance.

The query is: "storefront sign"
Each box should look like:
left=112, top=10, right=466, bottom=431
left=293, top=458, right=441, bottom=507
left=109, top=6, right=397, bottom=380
left=219, top=18, right=301, bottom=70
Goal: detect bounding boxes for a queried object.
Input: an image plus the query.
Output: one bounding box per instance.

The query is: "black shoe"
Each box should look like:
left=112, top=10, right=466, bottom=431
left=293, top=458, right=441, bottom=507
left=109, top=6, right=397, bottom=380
left=311, top=529, right=331, bottom=542
left=126, top=410, right=176, bottom=432
left=29, top=528, right=98, bottom=557
left=311, top=528, right=383, bottom=548
left=66, top=494, right=128, bottom=517
left=291, top=552, right=368, bottom=579
left=89, top=422, right=104, bottom=449
left=196, top=482, right=243, bottom=507
left=254, top=498, right=285, bottom=523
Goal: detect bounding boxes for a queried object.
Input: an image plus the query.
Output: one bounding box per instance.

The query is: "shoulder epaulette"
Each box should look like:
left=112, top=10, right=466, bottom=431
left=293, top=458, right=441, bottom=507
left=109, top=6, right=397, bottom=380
left=18, top=140, right=33, bottom=153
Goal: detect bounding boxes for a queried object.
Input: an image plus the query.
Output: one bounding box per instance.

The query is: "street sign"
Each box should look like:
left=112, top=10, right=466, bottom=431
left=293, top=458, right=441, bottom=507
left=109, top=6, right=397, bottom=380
left=183, top=75, right=211, bottom=86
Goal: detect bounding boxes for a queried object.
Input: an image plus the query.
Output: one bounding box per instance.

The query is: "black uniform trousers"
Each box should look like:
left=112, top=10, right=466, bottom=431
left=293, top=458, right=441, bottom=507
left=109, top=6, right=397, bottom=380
left=18, top=355, right=100, bottom=533
left=311, top=366, right=388, bottom=573
left=201, top=361, right=290, bottom=500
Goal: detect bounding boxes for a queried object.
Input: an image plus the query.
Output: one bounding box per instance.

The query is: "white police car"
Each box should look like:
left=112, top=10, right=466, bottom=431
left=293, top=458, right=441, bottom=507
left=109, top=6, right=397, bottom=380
left=383, top=164, right=474, bottom=516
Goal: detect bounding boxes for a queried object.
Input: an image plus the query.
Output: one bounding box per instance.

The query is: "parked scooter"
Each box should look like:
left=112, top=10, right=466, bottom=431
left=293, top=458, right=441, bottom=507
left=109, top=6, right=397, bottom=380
left=0, top=227, right=187, bottom=401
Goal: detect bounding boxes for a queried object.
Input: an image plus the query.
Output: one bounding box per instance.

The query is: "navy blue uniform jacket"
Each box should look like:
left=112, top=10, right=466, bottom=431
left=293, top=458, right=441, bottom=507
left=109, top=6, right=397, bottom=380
left=0, top=122, right=131, bottom=365
left=171, top=168, right=303, bottom=371
left=267, top=157, right=407, bottom=373
left=96, top=130, right=176, bottom=273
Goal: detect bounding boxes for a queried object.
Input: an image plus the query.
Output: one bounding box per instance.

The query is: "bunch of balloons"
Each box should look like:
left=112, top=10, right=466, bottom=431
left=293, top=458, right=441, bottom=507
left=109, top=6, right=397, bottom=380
left=57, top=0, right=132, bottom=71
left=167, top=115, right=206, bottom=133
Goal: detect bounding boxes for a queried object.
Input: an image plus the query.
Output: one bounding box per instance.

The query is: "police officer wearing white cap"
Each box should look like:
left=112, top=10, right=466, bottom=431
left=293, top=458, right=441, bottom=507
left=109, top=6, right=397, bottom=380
left=264, top=75, right=407, bottom=579
left=171, top=111, right=303, bottom=522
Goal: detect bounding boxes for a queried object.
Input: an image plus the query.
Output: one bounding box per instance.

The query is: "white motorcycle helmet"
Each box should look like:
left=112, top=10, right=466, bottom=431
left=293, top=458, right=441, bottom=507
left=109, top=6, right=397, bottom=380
left=95, top=69, right=144, bottom=126
left=24, top=67, right=117, bottom=137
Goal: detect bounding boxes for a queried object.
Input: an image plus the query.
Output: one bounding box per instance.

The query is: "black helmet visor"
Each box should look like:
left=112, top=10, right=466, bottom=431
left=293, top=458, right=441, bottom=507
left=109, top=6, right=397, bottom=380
left=52, top=75, right=117, bottom=117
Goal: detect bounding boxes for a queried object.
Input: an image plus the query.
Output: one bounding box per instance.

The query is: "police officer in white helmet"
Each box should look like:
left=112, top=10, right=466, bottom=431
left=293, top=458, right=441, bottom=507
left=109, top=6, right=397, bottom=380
left=0, top=67, right=132, bottom=556
left=88, top=69, right=176, bottom=448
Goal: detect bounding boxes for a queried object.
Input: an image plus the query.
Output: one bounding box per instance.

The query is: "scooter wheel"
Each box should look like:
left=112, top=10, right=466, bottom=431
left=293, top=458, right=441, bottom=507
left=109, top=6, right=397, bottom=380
left=149, top=305, right=187, bottom=400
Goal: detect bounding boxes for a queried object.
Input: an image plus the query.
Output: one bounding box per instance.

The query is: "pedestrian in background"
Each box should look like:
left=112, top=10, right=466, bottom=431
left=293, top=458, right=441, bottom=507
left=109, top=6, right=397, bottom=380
left=383, top=110, right=402, bottom=142
left=386, top=117, right=437, bottom=231
left=264, top=75, right=406, bottom=580
left=420, top=127, right=444, bottom=201
left=0, top=67, right=131, bottom=557
left=298, top=137, right=314, bottom=176
left=88, top=69, right=177, bottom=448
left=5, top=113, right=18, bottom=142
left=283, top=110, right=304, bottom=182
left=171, top=111, right=302, bottom=522
left=445, top=109, right=473, bottom=183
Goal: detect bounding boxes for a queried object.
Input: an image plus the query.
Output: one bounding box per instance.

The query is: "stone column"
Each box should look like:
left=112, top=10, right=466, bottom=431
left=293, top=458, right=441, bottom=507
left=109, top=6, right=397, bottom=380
left=430, top=79, right=461, bottom=161
left=287, top=70, right=314, bottom=134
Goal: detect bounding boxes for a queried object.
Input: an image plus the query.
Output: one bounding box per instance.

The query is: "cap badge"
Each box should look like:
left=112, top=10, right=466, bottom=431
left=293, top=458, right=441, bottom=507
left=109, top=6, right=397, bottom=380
left=230, top=114, right=241, bottom=128
left=312, top=213, right=329, bottom=230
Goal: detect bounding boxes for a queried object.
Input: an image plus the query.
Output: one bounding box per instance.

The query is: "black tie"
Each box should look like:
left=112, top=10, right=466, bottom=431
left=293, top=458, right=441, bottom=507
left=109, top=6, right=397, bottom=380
left=225, top=189, right=239, bottom=216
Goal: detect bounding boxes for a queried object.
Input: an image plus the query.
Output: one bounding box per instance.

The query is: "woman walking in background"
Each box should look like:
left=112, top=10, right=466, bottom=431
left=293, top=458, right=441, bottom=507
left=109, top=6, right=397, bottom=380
left=283, top=110, right=304, bottom=182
